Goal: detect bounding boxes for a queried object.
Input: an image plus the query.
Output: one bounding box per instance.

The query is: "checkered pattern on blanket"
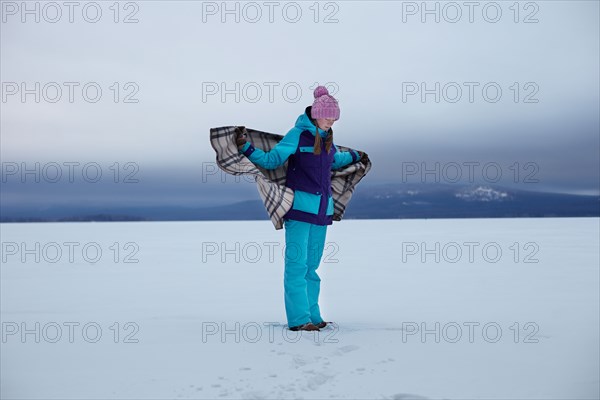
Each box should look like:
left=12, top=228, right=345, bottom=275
left=209, top=126, right=371, bottom=230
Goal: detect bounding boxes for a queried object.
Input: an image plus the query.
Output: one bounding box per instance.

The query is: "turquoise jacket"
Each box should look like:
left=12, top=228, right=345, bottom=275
left=239, top=111, right=359, bottom=171
left=239, top=108, right=360, bottom=225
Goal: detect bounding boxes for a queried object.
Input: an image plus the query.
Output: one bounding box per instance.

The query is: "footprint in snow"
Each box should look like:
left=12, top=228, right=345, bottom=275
left=303, top=369, right=335, bottom=391
left=242, top=389, right=270, bottom=399
left=391, top=393, right=430, bottom=400
left=292, top=355, right=308, bottom=368
left=331, top=344, right=360, bottom=356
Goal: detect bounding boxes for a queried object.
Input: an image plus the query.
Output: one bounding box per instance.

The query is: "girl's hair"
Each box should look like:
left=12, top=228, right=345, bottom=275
left=313, top=123, right=333, bottom=155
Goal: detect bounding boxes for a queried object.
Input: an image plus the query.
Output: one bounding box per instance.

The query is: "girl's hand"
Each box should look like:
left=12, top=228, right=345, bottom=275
left=235, top=126, right=248, bottom=149
left=358, top=151, right=370, bottom=165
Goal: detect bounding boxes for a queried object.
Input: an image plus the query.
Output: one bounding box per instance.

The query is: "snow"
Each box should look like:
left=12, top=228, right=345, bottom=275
left=1, top=218, right=599, bottom=399
left=455, top=186, right=510, bottom=201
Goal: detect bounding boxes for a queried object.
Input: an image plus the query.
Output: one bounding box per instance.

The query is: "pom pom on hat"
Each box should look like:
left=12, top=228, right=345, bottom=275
left=311, top=86, right=340, bottom=121
left=313, top=86, right=330, bottom=98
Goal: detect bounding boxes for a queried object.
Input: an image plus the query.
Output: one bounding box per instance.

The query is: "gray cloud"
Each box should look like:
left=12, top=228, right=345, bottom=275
left=2, top=1, right=598, bottom=198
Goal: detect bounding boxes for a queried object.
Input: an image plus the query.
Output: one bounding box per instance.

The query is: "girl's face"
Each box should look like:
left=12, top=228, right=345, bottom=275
left=316, top=118, right=336, bottom=131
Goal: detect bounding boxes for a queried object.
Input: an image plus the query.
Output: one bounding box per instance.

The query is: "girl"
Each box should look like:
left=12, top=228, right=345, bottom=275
left=236, top=86, right=368, bottom=331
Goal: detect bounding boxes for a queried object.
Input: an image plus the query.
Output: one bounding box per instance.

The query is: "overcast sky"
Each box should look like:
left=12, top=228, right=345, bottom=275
left=1, top=0, right=599, bottom=208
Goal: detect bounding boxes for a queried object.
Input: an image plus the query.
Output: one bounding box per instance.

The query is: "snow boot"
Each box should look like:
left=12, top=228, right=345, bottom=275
left=289, top=322, right=320, bottom=331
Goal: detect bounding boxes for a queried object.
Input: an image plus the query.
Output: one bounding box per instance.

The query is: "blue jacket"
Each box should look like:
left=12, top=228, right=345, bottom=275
left=239, top=106, right=360, bottom=225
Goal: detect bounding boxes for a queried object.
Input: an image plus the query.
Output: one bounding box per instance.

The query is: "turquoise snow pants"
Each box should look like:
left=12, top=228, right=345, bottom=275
left=283, top=219, right=328, bottom=328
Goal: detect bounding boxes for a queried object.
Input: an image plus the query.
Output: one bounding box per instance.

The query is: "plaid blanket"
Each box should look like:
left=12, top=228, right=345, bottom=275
left=209, top=126, right=371, bottom=230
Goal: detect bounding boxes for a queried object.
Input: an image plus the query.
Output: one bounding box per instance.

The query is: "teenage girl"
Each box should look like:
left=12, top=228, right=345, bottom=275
left=236, top=86, right=367, bottom=331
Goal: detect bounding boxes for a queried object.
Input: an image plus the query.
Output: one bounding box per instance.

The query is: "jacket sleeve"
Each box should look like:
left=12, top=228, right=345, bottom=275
left=239, top=128, right=301, bottom=170
left=332, top=144, right=360, bottom=170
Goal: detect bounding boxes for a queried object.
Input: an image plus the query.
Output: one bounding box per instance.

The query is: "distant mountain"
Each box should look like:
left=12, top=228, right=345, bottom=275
left=1, top=183, right=598, bottom=222
left=345, top=183, right=599, bottom=219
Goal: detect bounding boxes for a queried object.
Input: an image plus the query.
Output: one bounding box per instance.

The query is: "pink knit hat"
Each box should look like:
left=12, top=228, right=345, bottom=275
left=311, top=86, right=340, bottom=120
